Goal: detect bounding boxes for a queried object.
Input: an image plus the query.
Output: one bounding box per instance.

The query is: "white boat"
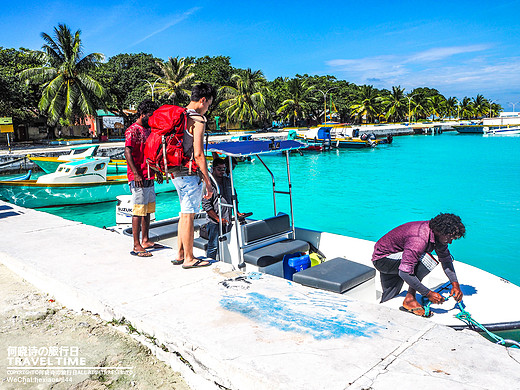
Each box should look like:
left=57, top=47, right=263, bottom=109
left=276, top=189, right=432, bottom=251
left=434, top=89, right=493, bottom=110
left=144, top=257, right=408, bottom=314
left=126, top=139, right=520, bottom=345
left=483, top=126, right=520, bottom=135
left=0, top=157, right=175, bottom=208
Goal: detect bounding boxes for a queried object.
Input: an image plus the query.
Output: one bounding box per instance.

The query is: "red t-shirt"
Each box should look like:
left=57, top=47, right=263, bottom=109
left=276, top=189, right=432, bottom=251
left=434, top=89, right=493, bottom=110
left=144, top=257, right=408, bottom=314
left=125, top=122, right=153, bottom=181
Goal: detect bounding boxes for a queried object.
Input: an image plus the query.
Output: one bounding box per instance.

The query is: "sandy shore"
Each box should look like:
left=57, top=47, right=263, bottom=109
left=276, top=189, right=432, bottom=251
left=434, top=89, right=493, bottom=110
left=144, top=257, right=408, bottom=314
left=0, top=263, right=190, bottom=390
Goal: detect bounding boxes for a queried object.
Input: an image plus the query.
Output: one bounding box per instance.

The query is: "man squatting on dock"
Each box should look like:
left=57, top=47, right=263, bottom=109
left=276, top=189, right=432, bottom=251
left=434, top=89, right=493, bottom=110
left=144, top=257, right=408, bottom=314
left=124, top=99, right=162, bottom=257
left=371, top=213, right=465, bottom=317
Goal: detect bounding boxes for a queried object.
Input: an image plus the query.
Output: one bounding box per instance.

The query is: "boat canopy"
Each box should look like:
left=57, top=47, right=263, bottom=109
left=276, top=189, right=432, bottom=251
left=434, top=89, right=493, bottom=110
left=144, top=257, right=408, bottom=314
left=206, top=139, right=304, bottom=157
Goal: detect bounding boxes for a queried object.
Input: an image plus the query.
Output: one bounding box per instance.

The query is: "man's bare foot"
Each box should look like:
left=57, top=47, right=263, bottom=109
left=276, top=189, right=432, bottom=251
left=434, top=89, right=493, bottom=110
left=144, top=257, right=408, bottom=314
left=402, top=298, right=425, bottom=316
left=182, top=258, right=210, bottom=268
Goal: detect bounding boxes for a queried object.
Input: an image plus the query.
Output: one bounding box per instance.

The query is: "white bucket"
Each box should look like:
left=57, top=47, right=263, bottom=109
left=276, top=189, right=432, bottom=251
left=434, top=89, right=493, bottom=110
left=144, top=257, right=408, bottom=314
left=115, top=195, right=155, bottom=225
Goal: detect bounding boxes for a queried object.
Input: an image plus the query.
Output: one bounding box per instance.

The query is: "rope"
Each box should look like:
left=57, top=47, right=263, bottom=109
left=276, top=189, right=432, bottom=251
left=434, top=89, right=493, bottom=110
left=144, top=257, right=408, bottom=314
left=421, top=292, right=520, bottom=347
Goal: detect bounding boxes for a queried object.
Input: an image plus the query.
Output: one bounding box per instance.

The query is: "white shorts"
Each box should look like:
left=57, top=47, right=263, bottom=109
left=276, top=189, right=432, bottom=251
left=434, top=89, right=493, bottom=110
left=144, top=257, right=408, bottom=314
left=173, top=175, right=203, bottom=214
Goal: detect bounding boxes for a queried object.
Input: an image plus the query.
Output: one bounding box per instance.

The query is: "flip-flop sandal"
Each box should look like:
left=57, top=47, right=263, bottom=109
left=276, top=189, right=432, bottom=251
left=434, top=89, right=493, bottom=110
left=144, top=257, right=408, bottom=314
left=171, top=259, right=184, bottom=265
left=144, top=243, right=166, bottom=250
left=399, top=306, right=433, bottom=318
left=182, top=259, right=211, bottom=269
left=130, top=250, right=153, bottom=258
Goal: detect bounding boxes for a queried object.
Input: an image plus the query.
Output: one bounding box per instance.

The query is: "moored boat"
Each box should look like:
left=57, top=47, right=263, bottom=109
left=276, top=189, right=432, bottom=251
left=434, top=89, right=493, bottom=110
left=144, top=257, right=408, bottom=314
left=296, top=127, right=390, bottom=148
left=0, top=157, right=174, bottom=208
left=29, top=145, right=127, bottom=174
left=134, top=139, right=520, bottom=343
left=483, top=126, right=520, bottom=135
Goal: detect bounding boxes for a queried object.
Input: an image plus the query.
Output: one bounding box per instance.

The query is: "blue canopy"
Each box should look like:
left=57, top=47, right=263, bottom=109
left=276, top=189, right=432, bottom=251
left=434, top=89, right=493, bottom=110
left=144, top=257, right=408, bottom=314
left=206, top=140, right=304, bottom=157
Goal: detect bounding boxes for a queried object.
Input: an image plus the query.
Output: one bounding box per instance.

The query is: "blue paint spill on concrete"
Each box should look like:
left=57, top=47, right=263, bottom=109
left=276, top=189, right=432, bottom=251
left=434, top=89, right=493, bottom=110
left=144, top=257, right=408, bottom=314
left=220, top=291, right=382, bottom=340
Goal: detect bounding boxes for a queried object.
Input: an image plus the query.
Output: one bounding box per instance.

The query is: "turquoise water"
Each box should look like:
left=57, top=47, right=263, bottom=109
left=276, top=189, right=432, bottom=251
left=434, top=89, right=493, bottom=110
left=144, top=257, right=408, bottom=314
left=37, top=132, right=520, bottom=286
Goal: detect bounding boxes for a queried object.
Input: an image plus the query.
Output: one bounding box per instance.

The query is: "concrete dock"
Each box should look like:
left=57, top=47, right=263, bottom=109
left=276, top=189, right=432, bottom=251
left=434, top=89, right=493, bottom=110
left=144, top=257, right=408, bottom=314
left=0, top=200, right=519, bottom=389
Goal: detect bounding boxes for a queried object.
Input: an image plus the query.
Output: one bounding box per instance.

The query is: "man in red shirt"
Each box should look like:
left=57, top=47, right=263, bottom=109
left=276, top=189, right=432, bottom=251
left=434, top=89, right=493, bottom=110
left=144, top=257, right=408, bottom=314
left=125, top=100, right=161, bottom=257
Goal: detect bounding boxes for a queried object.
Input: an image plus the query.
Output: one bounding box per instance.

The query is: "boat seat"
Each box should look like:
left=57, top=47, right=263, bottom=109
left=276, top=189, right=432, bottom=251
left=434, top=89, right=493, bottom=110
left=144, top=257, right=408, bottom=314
left=193, top=237, right=208, bottom=251
left=243, top=213, right=292, bottom=245
left=123, top=217, right=206, bottom=241
left=244, top=239, right=309, bottom=267
left=293, top=257, right=376, bottom=294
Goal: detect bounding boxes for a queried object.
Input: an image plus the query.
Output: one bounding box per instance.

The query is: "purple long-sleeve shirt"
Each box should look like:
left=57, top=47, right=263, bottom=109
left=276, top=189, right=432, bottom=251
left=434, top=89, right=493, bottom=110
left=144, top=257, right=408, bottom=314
left=372, top=221, right=453, bottom=274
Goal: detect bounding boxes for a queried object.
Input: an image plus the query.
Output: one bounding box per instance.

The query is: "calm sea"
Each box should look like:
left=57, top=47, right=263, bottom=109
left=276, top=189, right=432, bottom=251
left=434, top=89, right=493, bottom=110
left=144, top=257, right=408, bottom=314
left=39, top=131, right=520, bottom=286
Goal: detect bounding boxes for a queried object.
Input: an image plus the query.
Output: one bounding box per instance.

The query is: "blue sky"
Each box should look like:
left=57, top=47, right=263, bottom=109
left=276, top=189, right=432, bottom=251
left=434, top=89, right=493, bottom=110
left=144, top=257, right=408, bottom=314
left=2, top=0, right=520, bottom=107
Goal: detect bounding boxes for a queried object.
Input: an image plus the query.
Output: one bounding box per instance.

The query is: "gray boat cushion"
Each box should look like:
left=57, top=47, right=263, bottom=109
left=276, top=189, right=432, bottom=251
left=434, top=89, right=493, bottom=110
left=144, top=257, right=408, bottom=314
left=193, top=237, right=208, bottom=251
left=293, top=257, right=376, bottom=293
left=244, top=239, right=310, bottom=267
left=243, top=213, right=291, bottom=244
left=124, top=217, right=206, bottom=241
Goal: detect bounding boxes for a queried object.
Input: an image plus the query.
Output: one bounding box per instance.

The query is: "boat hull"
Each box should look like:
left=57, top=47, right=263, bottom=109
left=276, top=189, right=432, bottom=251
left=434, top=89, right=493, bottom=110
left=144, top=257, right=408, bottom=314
left=30, top=157, right=128, bottom=174
left=0, top=179, right=130, bottom=208
left=296, top=135, right=377, bottom=148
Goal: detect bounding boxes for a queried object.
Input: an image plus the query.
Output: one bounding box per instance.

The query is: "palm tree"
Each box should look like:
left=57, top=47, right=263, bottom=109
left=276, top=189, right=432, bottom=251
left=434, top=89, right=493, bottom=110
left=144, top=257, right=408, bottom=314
left=150, top=56, right=194, bottom=104
left=472, top=94, right=488, bottom=118
left=427, top=95, right=447, bottom=120
left=276, top=78, right=315, bottom=126
left=20, top=24, right=105, bottom=125
left=459, top=97, right=474, bottom=119
left=410, top=93, right=430, bottom=120
left=446, top=97, right=458, bottom=119
left=382, top=86, right=406, bottom=122
left=219, top=68, right=268, bottom=127
left=349, top=85, right=381, bottom=123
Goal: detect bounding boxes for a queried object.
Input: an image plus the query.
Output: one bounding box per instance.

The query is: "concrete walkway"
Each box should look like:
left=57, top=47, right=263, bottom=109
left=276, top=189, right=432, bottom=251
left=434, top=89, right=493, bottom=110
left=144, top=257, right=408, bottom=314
left=0, top=200, right=519, bottom=389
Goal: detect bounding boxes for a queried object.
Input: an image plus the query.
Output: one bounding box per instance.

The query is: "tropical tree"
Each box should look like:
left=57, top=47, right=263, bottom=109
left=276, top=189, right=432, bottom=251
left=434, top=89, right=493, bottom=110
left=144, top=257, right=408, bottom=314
left=349, top=85, right=381, bottom=123
left=150, top=56, right=195, bottom=104
left=218, top=68, right=268, bottom=128
left=20, top=24, right=105, bottom=125
left=409, top=91, right=430, bottom=120
left=0, top=47, right=42, bottom=122
left=472, top=94, right=488, bottom=118
left=445, top=97, right=458, bottom=119
left=459, top=97, right=474, bottom=119
left=94, top=52, right=161, bottom=118
left=276, top=77, right=315, bottom=126
left=382, top=85, right=406, bottom=122
left=428, top=95, right=447, bottom=120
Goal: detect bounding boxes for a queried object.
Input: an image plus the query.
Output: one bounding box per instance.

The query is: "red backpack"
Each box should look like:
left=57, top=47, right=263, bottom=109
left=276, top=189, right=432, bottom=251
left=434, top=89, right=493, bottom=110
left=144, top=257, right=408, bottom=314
left=144, top=105, right=198, bottom=175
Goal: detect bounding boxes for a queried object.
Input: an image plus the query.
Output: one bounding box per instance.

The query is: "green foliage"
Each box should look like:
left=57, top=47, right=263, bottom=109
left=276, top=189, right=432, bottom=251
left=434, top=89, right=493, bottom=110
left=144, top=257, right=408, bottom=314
left=150, top=56, right=195, bottom=105
left=276, top=77, right=315, bottom=126
left=219, top=68, right=269, bottom=128
left=3, top=24, right=505, bottom=131
left=94, top=52, right=161, bottom=115
left=20, top=24, right=106, bottom=125
left=0, top=47, right=43, bottom=122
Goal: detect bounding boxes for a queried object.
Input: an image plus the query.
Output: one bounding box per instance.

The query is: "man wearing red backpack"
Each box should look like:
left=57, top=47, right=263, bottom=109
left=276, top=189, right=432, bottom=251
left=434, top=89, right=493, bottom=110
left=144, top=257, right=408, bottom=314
left=125, top=99, right=162, bottom=257
left=171, top=83, right=216, bottom=269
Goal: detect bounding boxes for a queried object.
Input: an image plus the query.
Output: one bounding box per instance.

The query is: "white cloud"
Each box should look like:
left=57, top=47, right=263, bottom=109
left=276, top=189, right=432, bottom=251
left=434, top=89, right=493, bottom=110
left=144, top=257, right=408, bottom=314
left=324, top=45, right=520, bottom=99
left=130, top=7, right=200, bottom=47
left=406, top=45, right=489, bottom=63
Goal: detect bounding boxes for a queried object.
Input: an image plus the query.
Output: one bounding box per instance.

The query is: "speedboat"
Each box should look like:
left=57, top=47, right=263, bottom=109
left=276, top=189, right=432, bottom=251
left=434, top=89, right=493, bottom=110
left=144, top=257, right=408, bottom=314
left=29, top=145, right=127, bottom=174
left=296, top=127, right=389, bottom=148
left=133, top=139, right=520, bottom=345
left=483, top=126, right=520, bottom=135
left=0, top=157, right=175, bottom=208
